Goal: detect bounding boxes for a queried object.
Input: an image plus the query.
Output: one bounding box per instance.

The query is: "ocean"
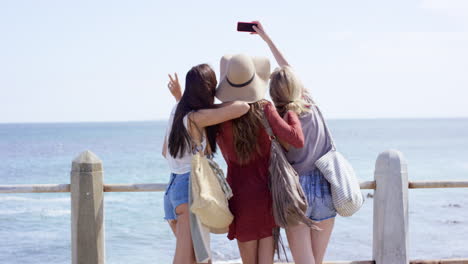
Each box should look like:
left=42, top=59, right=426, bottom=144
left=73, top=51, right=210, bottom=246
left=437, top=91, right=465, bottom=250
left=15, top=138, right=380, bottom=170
left=0, top=119, right=467, bottom=263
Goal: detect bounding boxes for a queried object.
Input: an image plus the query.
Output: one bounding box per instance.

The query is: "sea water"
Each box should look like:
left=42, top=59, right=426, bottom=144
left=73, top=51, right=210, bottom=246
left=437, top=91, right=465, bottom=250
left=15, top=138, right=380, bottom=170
left=0, top=119, right=467, bottom=263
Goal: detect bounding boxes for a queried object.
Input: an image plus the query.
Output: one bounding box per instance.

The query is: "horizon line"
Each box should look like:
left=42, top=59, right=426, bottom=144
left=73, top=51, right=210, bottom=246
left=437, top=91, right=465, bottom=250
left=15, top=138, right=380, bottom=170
left=1, top=116, right=468, bottom=125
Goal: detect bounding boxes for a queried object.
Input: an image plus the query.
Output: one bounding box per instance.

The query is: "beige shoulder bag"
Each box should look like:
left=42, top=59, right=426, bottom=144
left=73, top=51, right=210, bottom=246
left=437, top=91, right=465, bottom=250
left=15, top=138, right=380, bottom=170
left=188, top=117, right=234, bottom=231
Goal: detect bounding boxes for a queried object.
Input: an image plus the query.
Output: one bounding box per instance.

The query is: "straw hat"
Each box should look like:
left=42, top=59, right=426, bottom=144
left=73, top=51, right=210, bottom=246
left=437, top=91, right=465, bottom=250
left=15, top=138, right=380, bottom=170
left=216, top=54, right=271, bottom=103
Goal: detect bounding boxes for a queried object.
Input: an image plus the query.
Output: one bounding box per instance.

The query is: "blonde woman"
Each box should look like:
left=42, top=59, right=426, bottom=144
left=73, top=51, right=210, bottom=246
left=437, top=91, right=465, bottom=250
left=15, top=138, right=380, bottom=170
left=253, top=21, right=337, bottom=264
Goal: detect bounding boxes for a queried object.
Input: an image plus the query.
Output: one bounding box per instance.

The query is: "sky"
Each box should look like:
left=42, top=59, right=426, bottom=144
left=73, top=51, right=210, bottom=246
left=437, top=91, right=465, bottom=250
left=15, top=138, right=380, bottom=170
left=0, top=0, right=467, bottom=123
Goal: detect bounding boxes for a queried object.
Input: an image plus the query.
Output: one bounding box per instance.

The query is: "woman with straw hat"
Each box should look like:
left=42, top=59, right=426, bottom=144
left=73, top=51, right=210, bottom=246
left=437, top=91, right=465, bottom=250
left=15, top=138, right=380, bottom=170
left=216, top=54, right=306, bottom=264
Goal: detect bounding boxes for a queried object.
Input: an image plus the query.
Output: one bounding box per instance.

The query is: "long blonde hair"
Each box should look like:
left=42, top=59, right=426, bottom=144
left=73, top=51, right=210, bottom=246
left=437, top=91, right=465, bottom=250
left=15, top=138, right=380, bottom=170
left=232, top=100, right=266, bottom=165
left=269, top=66, right=312, bottom=117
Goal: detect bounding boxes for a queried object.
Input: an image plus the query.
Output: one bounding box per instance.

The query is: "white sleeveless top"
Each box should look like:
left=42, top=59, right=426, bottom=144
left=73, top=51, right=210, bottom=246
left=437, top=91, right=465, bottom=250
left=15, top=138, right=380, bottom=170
left=164, top=104, right=207, bottom=174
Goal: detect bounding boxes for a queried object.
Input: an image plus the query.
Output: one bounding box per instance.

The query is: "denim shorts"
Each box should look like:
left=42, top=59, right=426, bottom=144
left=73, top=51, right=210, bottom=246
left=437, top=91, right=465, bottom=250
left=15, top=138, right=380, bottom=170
left=300, top=168, right=337, bottom=221
left=164, top=172, right=190, bottom=220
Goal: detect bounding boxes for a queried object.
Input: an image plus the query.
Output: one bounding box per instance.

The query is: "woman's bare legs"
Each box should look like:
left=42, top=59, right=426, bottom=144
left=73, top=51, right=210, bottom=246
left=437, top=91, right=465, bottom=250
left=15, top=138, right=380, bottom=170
left=258, top=236, right=274, bottom=264
left=173, top=203, right=196, bottom=264
left=168, top=219, right=177, bottom=236
left=310, top=218, right=335, bottom=264
left=286, top=223, right=315, bottom=264
left=238, top=240, right=258, bottom=264
left=238, top=236, right=274, bottom=264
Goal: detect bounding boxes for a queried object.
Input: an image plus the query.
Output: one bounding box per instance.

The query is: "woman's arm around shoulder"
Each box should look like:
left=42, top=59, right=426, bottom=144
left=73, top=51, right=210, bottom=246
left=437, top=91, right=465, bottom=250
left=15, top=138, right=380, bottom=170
left=190, top=101, right=250, bottom=128
left=264, top=102, right=304, bottom=148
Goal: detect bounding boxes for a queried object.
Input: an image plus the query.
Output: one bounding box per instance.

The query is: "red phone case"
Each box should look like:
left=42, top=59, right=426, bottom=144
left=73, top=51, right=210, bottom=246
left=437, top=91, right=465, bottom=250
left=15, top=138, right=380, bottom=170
left=237, top=22, right=258, bottom=32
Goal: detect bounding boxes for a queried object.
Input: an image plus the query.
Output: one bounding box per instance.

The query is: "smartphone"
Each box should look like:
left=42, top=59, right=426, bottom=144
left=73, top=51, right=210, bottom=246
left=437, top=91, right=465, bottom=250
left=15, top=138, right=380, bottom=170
left=237, top=22, right=258, bottom=32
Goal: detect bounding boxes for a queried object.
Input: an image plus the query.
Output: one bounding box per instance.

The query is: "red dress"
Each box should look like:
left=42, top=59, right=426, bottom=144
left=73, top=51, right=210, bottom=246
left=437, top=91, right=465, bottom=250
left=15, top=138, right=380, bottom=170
left=217, top=102, right=304, bottom=242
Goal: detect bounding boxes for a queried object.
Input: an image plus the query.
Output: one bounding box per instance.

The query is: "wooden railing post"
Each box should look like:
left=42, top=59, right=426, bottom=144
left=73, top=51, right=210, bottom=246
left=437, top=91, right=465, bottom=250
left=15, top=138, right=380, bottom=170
left=71, top=150, right=105, bottom=264
left=373, top=150, right=409, bottom=264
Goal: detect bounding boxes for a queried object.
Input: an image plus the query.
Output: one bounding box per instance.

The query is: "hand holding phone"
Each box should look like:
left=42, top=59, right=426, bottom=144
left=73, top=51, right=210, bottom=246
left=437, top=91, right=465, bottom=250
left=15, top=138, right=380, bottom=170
left=239, top=20, right=270, bottom=43
left=237, top=22, right=258, bottom=32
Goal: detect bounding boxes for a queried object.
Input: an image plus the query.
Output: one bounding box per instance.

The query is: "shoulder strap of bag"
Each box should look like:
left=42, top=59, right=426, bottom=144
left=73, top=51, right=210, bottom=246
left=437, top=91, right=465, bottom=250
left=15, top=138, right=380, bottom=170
left=187, top=113, right=207, bottom=155
left=204, top=139, right=214, bottom=158
left=314, top=105, right=337, bottom=151
left=187, top=113, right=214, bottom=157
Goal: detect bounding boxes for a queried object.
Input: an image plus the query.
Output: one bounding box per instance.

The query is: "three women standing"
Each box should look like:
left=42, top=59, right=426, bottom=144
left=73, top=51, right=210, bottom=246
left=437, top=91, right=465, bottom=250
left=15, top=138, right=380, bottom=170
left=163, top=21, right=337, bottom=264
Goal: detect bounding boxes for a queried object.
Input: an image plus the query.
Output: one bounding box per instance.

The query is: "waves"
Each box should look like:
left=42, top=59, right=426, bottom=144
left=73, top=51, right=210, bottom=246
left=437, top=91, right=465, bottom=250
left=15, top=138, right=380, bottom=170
left=0, top=208, right=70, bottom=217
left=0, top=195, right=128, bottom=203
left=0, top=196, right=69, bottom=202
left=0, top=195, right=129, bottom=217
left=40, top=209, right=71, bottom=217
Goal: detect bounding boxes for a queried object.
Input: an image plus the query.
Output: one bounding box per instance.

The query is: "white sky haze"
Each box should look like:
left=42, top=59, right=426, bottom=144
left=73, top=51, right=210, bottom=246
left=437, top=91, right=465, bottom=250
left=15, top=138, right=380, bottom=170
left=0, top=0, right=467, bottom=122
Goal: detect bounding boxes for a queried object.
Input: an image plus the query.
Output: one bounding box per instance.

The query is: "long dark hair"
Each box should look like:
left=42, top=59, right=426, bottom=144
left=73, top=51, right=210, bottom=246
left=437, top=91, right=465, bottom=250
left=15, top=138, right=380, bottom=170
left=168, top=64, right=218, bottom=158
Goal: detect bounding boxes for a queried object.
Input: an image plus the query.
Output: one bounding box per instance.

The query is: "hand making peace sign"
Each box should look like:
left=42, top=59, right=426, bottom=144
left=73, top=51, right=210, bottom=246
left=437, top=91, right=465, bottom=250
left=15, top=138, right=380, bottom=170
left=167, top=73, right=182, bottom=102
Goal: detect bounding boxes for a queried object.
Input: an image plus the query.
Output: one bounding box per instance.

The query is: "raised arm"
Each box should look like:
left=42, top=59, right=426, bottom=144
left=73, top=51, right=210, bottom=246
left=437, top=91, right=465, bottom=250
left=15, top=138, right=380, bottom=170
left=252, top=21, right=290, bottom=68
left=252, top=22, right=311, bottom=100
left=164, top=74, right=181, bottom=158
left=264, top=103, right=304, bottom=148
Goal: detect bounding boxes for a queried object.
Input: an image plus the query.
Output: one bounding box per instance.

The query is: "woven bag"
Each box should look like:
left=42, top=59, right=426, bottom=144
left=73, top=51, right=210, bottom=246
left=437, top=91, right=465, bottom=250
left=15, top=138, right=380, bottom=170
left=314, top=106, right=364, bottom=217
left=188, top=117, right=233, bottom=230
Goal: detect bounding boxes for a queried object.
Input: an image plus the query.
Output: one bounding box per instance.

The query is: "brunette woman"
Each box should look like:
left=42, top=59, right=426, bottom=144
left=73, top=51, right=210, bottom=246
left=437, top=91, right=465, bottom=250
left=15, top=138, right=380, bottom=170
left=252, top=21, right=337, bottom=264
left=215, top=54, right=305, bottom=264
left=162, top=64, right=249, bottom=264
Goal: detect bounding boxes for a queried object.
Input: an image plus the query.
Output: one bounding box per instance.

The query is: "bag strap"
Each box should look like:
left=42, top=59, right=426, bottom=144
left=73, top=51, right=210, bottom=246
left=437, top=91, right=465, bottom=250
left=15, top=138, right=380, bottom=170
left=187, top=113, right=206, bottom=155
left=313, top=105, right=337, bottom=151
left=205, top=139, right=214, bottom=158
left=187, top=113, right=214, bottom=157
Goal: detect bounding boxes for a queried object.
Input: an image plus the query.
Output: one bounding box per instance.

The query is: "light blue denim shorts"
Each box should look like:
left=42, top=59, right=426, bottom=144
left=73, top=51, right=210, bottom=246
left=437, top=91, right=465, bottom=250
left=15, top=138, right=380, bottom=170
left=300, top=168, right=337, bottom=221
left=164, top=172, right=190, bottom=220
